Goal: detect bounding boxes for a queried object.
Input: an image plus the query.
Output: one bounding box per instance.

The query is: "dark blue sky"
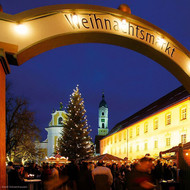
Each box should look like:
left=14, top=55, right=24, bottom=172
left=2, top=0, right=190, bottom=141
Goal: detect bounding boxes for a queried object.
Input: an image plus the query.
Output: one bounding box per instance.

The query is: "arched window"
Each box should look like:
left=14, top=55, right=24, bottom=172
left=58, top=117, right=63, bottom=125
left=102, top=112, right=104, bottom=116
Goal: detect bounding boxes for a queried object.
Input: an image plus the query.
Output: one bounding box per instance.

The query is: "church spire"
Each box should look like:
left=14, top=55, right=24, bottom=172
left=102, top=91, right=105, bottom=100
left=98, top=92, right=109, bottom=136
left=59, top=102, right=63, bottom=110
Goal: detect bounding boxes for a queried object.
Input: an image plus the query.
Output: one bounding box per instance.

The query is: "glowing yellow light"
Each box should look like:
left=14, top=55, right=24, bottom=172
left=156, top=37, right=166, bottom=47
left=121, top=19, right=127, bottom=25
left=186, top=153, right=189, bottom=156
left=121, top=19, right=128, bottom=32
left=14, top=24, right=28, bottom=35
left=72, top=14, right=79, bottom=25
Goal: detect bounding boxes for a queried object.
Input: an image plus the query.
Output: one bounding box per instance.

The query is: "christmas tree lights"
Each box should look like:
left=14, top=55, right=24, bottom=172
left=58, top=85, right=94, bottom=160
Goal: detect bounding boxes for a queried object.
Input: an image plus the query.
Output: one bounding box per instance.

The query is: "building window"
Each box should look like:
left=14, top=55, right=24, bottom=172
left=102, top=112, right=104, bottom=116
left=144, top=123, right=148, bottom=133
left=166, top=114, right=171, bottom=125
left=154, top=119, right=158, bottom=130
left=136, top=126, right=140, bottom=136
left=181, top=107, right=187, bottom=120
left=144, top=143, right=148, bottom=151
left=154, top=140, right=158, bottom=148
left=102, top=123, right=104, bottom=128
left=101, top=119, right=105, bottom=122
left=124, top=131, right=126, bottom=140
left=181, top=134, right=186, bottom=144
left=136, top=145, right=139, bottom=152
left=119, top=133, right=122, bottom=141
left=129, top=128, right=133, bottom=138
left=58, top=117, right=63, bottom=125
left=115, top=135, right=117, bottom=143
left=166, top=137, right=171, bottom=146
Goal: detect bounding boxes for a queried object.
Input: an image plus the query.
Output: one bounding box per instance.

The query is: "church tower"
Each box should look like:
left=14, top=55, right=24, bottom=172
left=98, top=92, right=109, bottom=136
left=45, top=102, right=67, bottom=157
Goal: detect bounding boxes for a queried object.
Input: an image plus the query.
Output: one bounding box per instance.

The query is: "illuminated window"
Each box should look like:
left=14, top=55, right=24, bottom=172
left=154, top=140, right=158, bottom=148
left=107, top=139, right=109, bottom=145
left=119, top=133, right=122, bottom=141
left=154, top=119, right=158, bottom=130
left=144, top=142, right=148, bottom=150
left=58, top=117, right=63, bottom=125
left=115, top=135, right=117, bottom=143
left=136, top=145, right=139, bottom=152
left=181, top=107, right=187, bottom=120
left=130, top=146, right=132, bottom=153
left=124, top=131, right=126, bottom=140
left=166, top=114, right=171, bottom=125
left=129, top=128, right=133, bottom=138
left=144, top=123, right=148, bottom=133
left=181, top=134, right=186, bottom=144
left=136, top=126, right=140, bottom=136
left=166, top=137, right=170, bottom=146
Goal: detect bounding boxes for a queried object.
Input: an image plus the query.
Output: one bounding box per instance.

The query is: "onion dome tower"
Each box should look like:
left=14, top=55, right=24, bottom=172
left=98, top=92, right=109, bottom=135
left=45, top=102, right=67, bottom=157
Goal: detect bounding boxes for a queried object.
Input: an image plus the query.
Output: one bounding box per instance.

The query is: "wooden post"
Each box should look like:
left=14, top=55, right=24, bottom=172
left=0, top=49, right=10, bottom=188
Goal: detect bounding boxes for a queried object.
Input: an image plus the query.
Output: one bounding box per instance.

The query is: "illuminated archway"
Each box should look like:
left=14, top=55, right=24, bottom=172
left=0, top=4, right=190, bottom=90
left=0, top=4, right=190, bottom=185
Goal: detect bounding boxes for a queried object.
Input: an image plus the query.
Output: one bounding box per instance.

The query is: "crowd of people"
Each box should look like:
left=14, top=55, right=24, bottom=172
left=6, top=156, right=180, bottom=190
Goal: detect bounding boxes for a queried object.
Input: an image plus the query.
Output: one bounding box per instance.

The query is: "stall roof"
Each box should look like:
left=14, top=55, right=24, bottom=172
left=160, top=142, right=190, bottom=155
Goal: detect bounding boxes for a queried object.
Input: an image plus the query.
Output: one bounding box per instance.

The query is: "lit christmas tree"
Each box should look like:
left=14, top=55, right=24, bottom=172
left=58, top=85, right=94, bottom=161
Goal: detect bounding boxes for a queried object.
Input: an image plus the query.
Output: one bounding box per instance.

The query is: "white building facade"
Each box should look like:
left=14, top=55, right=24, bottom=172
left=38, top=104, right=67, bottom=157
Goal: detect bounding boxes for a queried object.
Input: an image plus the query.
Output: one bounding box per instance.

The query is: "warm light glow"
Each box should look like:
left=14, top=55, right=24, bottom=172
left=121, top=19, right=128, bottom=32
left=156, top=37, right=166, bottom=47
left=14, top=23, right=28, bottom=35
left=186, top=153, right=189, bottom=156
left=72, top=14, right=79, bottom=25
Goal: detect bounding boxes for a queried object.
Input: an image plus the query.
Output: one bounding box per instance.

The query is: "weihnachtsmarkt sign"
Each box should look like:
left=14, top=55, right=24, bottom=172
left=0, top=4, right=190, bottom=90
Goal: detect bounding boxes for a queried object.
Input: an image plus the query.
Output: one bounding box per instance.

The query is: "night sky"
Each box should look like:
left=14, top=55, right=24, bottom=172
left=2, top=0, right=190, bottom=142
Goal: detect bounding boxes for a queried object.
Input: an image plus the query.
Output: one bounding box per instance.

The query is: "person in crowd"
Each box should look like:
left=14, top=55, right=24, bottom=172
left=127, top=156, right=156, bottom=190
left=151, top=160, right=163, bottom=187
left=88, top=162, right=95, bottom=171
left=67, top=160, right=79, bottom=190
left=111, top=163, right=120, bottom=190
left=92, top=161, right=113, bottom=190
left=77, top=162, right=95, bottom=190
left=7, top=165, right=25, bottom=190
left=162, top=163, right=171, bottom=180
left=51, top=163, right=59, bottom=180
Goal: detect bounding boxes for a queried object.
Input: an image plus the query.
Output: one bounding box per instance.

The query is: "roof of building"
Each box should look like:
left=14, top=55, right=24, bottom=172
left=99, top=93, right=108, bottom=108
left=108, top=86, right=190, bottom=136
